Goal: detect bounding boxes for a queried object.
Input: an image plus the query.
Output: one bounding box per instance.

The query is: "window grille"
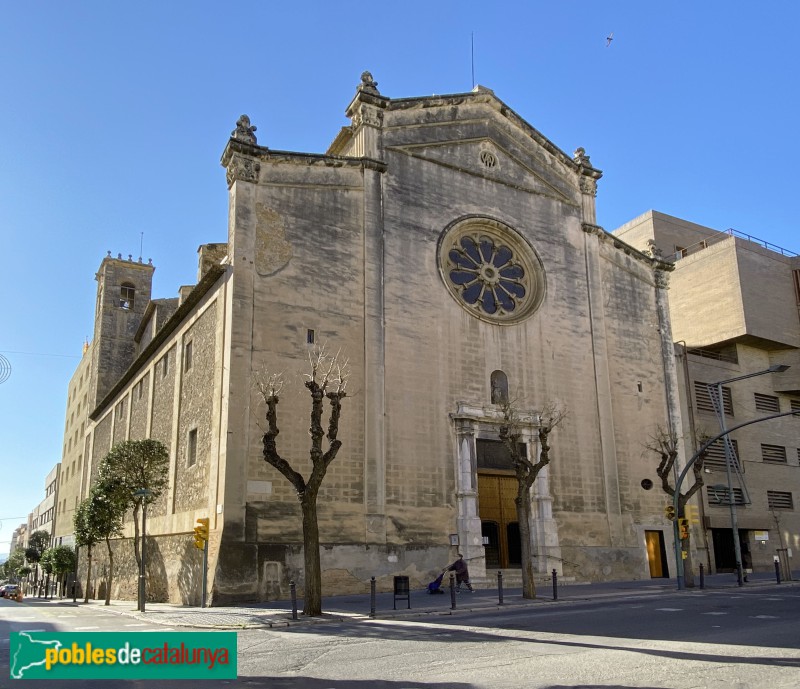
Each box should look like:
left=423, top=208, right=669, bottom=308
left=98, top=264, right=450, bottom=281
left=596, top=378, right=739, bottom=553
left=695, top=382, right=733, bottom=415
left=707, top=485, right=745, bottom=505
left=701, top=438, right=740, bottom=470
left=754, top=393, right=780, bottom=413
left=767, top=490, right=794, bottom=510
left=761, top=444, right=787, bottom=463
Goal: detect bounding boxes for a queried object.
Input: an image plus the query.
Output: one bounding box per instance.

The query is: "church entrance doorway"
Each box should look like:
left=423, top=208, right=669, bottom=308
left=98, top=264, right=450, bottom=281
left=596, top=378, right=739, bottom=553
left=645, top=530, right=669, bottom=578
left=478, top=474, right=522, bottom=569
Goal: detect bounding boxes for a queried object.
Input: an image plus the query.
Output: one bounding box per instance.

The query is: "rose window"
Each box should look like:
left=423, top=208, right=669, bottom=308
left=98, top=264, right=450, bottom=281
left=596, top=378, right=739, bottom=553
left=439, top=218, right=545, bottom=324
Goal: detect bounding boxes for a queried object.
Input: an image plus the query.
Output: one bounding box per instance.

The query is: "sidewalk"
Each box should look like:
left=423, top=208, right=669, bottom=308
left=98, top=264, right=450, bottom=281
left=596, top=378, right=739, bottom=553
left=33, top=571, right=799, bottom=630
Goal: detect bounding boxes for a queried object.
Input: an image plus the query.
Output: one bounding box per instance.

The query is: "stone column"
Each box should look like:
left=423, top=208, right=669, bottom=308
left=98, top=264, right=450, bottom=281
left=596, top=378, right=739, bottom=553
left=453, top=416, right=485, bottom=578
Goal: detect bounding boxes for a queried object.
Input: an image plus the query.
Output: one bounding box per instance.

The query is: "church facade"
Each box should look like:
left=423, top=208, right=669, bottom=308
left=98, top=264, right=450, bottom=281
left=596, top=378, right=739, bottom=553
left=73, top=74, right=682, bottom=604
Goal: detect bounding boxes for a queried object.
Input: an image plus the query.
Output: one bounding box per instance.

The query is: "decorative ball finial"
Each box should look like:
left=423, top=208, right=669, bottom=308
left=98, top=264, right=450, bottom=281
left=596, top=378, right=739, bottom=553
left=232, top=115, right=258, bottom=145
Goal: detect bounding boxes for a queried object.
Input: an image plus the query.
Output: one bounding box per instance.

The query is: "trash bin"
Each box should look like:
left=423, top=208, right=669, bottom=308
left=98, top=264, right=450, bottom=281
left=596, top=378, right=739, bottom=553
left=393, top=575, right=410, bottom=610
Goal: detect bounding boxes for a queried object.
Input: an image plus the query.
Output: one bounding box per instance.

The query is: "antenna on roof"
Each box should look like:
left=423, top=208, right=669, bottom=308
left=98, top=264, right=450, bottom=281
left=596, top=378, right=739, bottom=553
left=471, top=32, right=475, bottom=89
left=140, top=232, right=144, bottom=262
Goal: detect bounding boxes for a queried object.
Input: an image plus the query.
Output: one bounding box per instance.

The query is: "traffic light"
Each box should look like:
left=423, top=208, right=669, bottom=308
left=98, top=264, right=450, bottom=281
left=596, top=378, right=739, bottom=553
left=664, top=504, right=676, bottom=521
left=678, top=518, right=689, bottom=540
left=194, top=518, right=209, bottom=550
left=685, top=505, right=700, bottom=524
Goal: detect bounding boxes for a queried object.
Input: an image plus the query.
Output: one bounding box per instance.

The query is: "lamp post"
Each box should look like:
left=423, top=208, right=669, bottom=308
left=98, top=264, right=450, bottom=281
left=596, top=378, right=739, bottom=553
left=133, top=488, right=152, bottom=612
left=708, top=364, right=789, bottom=587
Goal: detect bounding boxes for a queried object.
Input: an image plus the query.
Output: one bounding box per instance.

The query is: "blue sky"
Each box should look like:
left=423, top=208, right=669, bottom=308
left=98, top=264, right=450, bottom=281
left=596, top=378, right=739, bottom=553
left=1, top=2, right=798, bottom=557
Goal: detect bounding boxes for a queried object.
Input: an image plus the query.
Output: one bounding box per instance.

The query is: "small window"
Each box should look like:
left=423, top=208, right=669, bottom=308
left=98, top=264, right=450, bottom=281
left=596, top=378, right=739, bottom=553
left=767, top=490, right=794, bottom=510
left=184, top=340, right=193, bottom=372
left=187, top=428, right=198, bottom=467
left=161, top=352, right=169, bottom=379
left=676, top=245, right=687, bottom=258
left=754, top=393, right=780, bottom=413
left=307, top=329, right=315, bottom=345
left=120, top=283, right=135, bottom=309
left=761, top=443, right=787, bottom=463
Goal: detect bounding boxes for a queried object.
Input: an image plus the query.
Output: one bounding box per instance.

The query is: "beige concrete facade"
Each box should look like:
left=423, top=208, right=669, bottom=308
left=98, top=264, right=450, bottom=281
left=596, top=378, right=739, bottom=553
left=68, top=78, right=682, bottom=605
left=614, top=210, right=800, bottom=576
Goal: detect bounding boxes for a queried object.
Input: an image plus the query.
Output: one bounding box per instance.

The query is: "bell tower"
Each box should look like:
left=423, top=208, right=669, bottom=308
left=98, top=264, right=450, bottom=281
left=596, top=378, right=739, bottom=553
left=89, top=252, right=155, bottom=407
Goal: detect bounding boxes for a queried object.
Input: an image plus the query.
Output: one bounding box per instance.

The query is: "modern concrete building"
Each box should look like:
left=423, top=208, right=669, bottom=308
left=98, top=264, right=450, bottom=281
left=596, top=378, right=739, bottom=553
left=28, top=464, right=60, bottom=544
left=70, top=75, right=683, bottom=605
left=614, top=210, right=800, bottom=577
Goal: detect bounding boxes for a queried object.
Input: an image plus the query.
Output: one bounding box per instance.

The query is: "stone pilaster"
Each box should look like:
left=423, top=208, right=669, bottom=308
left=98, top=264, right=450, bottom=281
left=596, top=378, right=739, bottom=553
left=345, top=71, right=389, bottom=160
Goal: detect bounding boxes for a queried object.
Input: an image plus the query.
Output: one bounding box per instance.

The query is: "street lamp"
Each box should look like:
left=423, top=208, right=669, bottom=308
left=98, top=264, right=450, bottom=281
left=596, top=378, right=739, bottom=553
left=133, top=488, right=152, bottom=612
left=708, top=364, right=789, bottom=587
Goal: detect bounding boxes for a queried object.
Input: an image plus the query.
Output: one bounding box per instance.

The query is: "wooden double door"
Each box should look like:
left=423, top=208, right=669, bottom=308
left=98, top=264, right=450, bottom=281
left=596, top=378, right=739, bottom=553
left=478, top=474, right=522, bottom=569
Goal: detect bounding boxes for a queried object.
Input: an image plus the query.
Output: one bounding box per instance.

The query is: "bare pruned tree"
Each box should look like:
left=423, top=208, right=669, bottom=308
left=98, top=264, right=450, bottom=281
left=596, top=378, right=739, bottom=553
left=645, top=426, right=708, bottom=586
left=498, top=401, right=566, bottom=599
left=255, top=345, right=349, bottom=616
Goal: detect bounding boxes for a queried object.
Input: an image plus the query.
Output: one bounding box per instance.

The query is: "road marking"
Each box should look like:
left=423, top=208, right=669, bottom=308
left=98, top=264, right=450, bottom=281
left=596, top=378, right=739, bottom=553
left=750, top=615, right=779, bottom=619
left=701, top=612, right=728, bottom=615
left=74, top=626, right=100, bottom=630
left=655, top=608, right=683, bottom=612
left=56, top=614, right=77, bottom=618
left=124, top=623, right=147, bottom=627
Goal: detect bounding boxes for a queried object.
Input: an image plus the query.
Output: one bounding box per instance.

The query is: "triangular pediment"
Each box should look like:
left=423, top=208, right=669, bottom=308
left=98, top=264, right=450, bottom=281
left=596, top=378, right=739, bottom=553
left=386, top=135, right=576, bottom=205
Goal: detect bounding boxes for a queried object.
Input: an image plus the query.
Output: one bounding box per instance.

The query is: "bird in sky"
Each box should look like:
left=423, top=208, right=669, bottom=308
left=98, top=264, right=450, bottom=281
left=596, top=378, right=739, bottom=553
left=606, top=32, right=614, bottom=47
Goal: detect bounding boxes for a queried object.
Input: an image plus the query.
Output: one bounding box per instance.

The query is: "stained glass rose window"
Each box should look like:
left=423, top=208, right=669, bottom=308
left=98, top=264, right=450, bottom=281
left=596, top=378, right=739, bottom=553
left=439, top=217, right=545, bottom=323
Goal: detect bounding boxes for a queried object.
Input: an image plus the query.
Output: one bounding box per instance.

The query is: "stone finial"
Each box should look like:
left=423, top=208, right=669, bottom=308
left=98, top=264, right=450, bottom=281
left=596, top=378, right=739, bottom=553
left=645, top=238, right=664, bottom=259
left=358, top=71, right=380, bottom=95
left=573, top=147, right=591, bottom=167
left=231, top=115, right=258, bottom=145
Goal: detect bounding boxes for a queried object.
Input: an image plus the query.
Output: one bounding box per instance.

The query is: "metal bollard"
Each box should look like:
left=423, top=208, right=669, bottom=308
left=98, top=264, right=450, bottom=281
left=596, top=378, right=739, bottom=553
left=497, top=571, right=504, bottom=606
left=449, top=573, right=457, bottom=610
left=290, top=580, right=298, bottom=620
left=370, top=577, right=376, bottom=618
left=699, top=564, right=705, bottom=589
left=775, top=560, right=782, bottom=585
left=552, top=569, right=558, bottom=601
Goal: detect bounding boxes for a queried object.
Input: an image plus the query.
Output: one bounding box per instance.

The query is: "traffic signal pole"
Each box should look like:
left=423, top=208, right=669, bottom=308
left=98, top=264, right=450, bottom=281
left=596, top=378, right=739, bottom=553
left=201, top=539, right=208, bottom=609
left=193, top=518, right=210, bottom=607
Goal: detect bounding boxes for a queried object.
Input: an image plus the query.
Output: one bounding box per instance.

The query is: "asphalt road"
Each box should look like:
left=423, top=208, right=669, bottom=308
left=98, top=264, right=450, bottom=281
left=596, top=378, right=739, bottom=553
left=2, top=587, right=799, bottom=688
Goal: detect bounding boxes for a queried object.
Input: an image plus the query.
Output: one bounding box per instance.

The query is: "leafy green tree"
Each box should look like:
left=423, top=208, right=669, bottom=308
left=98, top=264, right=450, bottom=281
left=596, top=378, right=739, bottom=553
left=25, top=530, right=51, bottom=592
left=97, top=440, right=169, bottom=574
left=90, top=481, right=126, bottom=605
left=4, top=548, right=26, bottom=582
left=40, top=546, right=76, bottom=599
left=74, top=498, right=100, bottom=603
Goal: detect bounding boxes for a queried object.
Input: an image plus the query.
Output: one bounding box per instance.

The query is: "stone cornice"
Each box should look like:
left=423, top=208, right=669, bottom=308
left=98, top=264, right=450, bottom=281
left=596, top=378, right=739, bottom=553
left=221, top=139, right=387, bottom=182
left=583, top=223, right=675, bottom=272
left=387, top=90, right=602, bottom=180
